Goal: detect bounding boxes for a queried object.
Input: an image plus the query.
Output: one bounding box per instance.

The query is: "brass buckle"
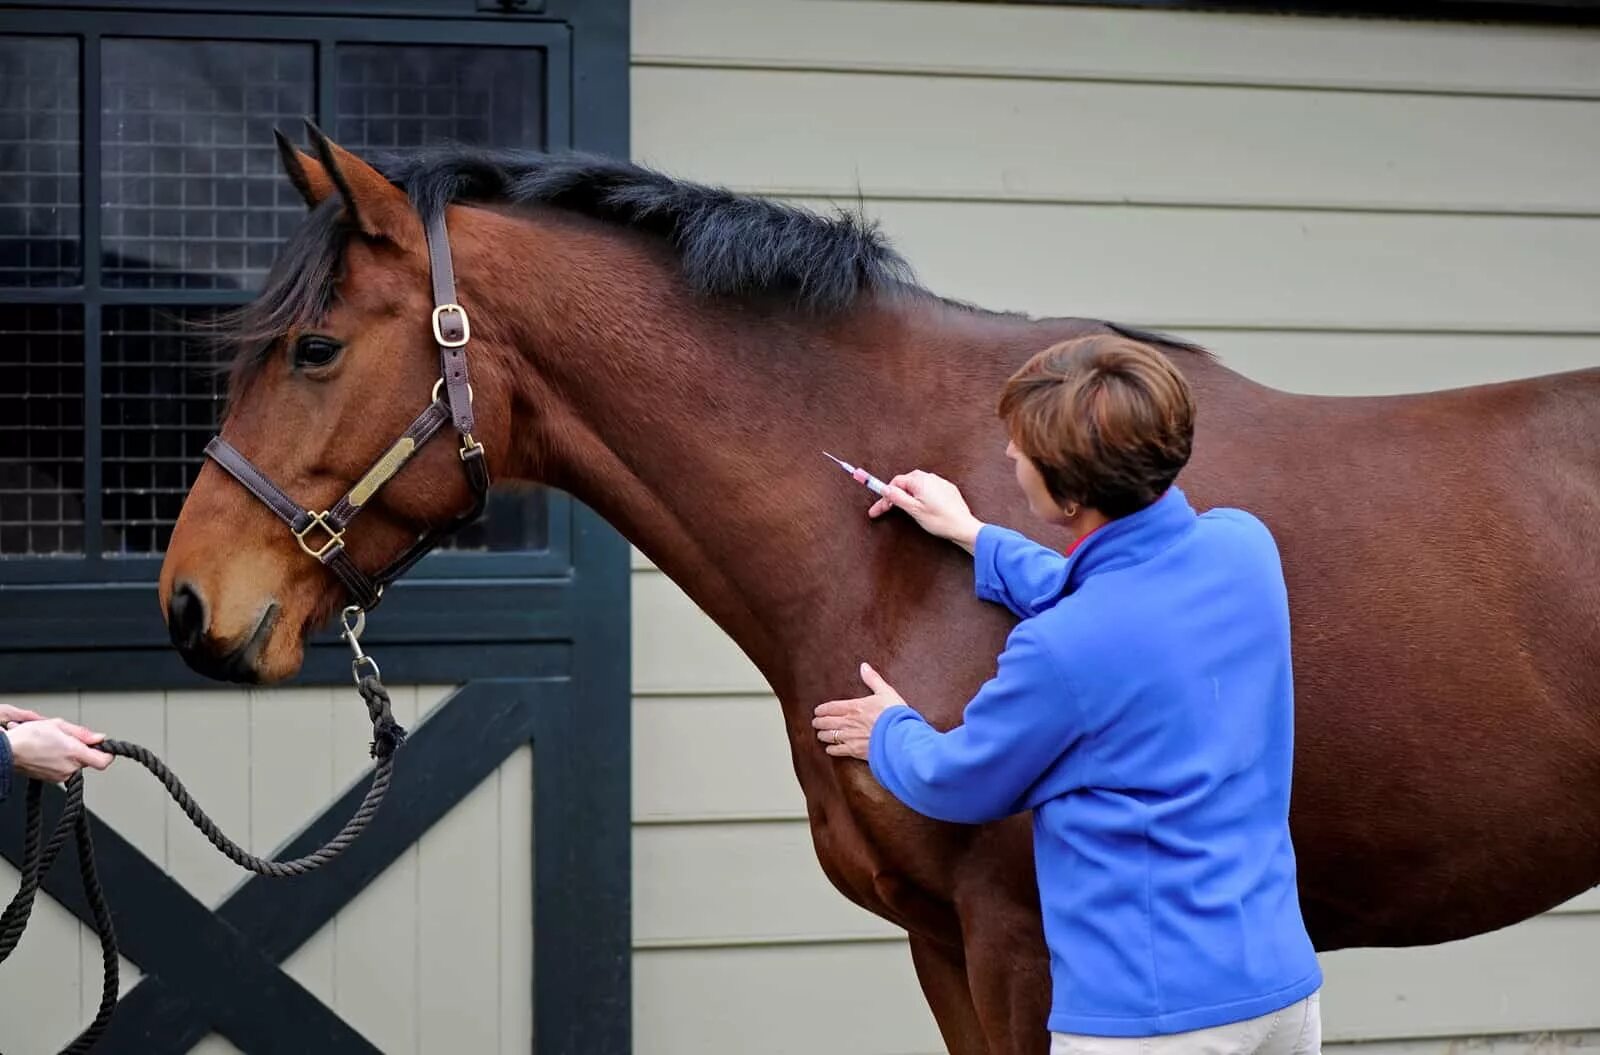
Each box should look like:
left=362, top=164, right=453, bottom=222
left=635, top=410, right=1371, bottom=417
left=460, top=434, right=484, bottom=461
left=431, top=303, right=470, bottom=348
left=294, top=510, right=345, bottom=560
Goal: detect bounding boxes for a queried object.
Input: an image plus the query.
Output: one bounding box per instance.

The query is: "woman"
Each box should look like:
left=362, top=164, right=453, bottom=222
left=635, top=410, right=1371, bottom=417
left=813, top=334, right=1322, bottom=1053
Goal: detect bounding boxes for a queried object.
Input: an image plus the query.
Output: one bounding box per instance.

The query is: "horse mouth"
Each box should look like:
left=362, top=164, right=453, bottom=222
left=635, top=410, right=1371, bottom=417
left=174, top=601, right=279, bottom=684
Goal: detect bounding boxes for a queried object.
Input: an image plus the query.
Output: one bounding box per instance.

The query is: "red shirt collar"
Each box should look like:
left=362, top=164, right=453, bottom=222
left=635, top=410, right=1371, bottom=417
left=1064, top=526, right=1101, bottom=556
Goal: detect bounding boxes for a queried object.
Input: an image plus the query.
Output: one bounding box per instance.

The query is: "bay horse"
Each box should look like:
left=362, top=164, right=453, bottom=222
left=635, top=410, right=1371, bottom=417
left=158, top=129, right=1600, bottom=1054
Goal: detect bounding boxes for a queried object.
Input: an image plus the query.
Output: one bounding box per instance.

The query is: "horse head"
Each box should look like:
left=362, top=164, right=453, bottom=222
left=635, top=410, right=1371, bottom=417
left=160, top=126, right=516, bottom=682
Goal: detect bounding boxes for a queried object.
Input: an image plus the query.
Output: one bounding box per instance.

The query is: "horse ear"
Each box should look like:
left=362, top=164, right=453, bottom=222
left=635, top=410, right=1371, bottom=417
left=277, top=120, right=422, bottom=249
left=275, top=128, right=333, bottom=209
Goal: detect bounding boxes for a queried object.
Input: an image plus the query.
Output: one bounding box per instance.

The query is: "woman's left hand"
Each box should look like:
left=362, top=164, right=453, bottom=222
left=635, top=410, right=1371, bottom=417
left=814, top=662, right=907, bottom=760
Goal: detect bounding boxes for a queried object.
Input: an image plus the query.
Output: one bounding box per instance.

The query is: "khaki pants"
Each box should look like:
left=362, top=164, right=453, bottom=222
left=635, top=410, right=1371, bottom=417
left=1051, top=991, right=1321, bottom=1055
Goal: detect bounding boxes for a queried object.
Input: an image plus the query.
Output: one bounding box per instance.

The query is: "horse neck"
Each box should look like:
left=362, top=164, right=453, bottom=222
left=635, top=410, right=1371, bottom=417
left=461, top=219, right=1088, bottom=695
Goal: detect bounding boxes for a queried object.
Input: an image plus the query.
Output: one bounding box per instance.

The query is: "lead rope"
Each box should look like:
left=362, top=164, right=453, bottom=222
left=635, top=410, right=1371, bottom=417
left=0, top=607, right=404, bottom=1054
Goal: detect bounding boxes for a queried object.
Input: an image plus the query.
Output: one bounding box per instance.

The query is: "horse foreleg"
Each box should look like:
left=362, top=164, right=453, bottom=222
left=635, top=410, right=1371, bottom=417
left=958, top=906, right=1054, bottom=1055
left=909, top=933, right=990, bottom=1054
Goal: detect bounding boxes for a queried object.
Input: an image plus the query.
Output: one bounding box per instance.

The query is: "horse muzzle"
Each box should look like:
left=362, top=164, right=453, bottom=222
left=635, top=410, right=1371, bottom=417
left=166, top=581, right=278, bottom=684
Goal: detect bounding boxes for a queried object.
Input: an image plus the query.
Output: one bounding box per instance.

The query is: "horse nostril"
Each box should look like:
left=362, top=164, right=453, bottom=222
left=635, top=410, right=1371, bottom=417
left=168, top=581, right=209, bottom=653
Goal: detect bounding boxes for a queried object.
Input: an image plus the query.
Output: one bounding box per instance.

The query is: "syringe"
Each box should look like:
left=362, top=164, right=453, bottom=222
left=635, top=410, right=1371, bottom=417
left=822, top=451, right=889, bottom=497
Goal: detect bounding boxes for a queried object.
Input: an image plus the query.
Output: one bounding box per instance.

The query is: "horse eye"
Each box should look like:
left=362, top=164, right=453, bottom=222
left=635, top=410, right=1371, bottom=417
left=292, top=335, right=343, bottom=371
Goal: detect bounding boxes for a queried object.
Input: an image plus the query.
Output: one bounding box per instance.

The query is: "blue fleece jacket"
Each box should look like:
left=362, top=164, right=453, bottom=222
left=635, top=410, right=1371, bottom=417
left=867, top=486, right=1321, bottom=1037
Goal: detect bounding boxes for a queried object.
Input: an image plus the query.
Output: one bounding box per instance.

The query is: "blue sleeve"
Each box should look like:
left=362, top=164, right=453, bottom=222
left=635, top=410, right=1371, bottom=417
left=867, top=623, right=1079, bottom=824
left=0, top=729, right=12, bottom=802
left=973, top=524, right=1072, bottom=619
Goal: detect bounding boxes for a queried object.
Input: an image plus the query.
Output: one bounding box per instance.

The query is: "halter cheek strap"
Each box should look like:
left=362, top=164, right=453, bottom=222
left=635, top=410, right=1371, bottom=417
left=427, top=211, right=476, bottom=440
left=204, top=210, right=490, bottom=612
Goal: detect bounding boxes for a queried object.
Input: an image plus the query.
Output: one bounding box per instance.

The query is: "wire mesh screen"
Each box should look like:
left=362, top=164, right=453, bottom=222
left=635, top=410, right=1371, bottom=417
left=335, top=42, right=548, bottom=553
left=0, top=305, right=85, bottom=556
left=101, top=38, right=314, bottom=290
left=100, top=306, right=226, bottom=554
left=2, top=33, right=554, bottom=563
left=0, top=36, right=82, bottom=288
left=333, top=44, right=545, bottom=152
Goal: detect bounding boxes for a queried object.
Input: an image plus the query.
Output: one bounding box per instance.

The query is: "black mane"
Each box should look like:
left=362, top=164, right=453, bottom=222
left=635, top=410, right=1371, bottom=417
left=223, top=146, right=1208, bottom=387
left=380, top=148, right=918, bottom=313
left=222, top=148, right=920, bottom=386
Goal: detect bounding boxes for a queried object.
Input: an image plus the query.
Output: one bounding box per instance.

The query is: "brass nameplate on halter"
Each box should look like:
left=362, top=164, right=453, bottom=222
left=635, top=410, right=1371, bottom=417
left=348, top=437, right=418, bottom=508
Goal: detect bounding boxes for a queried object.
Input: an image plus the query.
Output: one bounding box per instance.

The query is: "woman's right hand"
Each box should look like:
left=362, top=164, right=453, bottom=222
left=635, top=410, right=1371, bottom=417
left=6, top=718, right=113, bottom=783
left=858, top=468, right=986, bottom=553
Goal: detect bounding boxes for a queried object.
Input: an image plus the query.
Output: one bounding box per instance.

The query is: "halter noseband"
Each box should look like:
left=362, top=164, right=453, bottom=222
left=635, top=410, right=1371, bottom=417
left=203, top=209, right=490, bottom=612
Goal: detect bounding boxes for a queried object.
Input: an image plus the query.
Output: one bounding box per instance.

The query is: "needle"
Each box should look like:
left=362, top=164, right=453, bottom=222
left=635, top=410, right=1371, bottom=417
left=823, top=451, right=889, bottom=497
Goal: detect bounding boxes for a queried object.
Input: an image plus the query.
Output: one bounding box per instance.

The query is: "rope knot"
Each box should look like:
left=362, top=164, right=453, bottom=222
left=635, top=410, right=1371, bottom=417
left=357, top=675, right=409, bottom=760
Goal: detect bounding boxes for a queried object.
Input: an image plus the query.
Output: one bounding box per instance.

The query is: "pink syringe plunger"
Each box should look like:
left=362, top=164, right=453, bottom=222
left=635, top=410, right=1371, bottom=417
left=822, top=451, right=888, bottom=497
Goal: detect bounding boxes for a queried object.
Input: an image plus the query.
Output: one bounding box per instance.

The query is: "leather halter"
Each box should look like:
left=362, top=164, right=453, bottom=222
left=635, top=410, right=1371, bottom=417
left=204, top=210, right=490, bottom=612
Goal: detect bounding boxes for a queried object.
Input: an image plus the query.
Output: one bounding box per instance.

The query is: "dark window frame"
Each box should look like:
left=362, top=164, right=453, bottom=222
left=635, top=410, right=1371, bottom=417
left=0, top=7, right=597, bottom=645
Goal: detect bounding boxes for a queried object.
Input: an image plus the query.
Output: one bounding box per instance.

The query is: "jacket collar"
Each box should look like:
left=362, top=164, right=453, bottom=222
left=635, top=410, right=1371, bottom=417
left=1063, top=486, right=1198, bottom=593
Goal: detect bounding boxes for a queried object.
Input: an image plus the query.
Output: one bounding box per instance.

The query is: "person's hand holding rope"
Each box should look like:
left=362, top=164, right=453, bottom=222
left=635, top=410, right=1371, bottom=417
left=0, top=706, right=113, bottom=785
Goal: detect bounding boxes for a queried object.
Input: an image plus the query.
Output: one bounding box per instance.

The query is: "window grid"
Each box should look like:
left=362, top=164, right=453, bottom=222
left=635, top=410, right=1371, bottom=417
left=100, top=305, right=227, bottom=554
left=101, top=38, right=314, bottom=290
left=1, top=28, right=553, bottom=566
left=0, top=304, right=86, bottom=556
left=0, top=36, right=82, bottom=288
left=334, top=44, right=543, bottom=152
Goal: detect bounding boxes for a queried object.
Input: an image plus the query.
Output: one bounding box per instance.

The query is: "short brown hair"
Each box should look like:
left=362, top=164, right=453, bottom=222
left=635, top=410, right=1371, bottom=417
left=997, top=334, right=1195, bottom=518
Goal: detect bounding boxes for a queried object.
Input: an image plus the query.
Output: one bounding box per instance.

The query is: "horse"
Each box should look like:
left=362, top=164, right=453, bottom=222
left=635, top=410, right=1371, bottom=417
left=157, top=129, right=1600, bottom=1054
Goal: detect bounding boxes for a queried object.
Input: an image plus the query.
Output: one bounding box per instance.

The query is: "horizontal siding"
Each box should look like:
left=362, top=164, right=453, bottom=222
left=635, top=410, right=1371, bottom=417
left=1198, top=333, right=1600, bottom=396
left=633, top=808, right=1600, bottom=945
left=633, top=695, right=802, bottom=823
left=634, top=820, right=897, bottom=947
left=1554, top=887, right=1600, bottom=915
left=634, top=0, right=1600, bottom=98
left=634, top=67, right=1600, bottom=215
left=1319, top=912, right=1600, bottom=1041
left=635, top=936, right=1600, bottom=1053
left=781, top=198, right=1599, bottom=333
left=634, top=941, right=942, bottom=1055
left=633, top=570, right=768, bottom=694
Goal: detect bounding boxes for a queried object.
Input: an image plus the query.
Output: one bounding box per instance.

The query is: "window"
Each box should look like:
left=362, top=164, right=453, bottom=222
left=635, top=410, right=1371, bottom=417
left=0, top=15, right=569, bottom=591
